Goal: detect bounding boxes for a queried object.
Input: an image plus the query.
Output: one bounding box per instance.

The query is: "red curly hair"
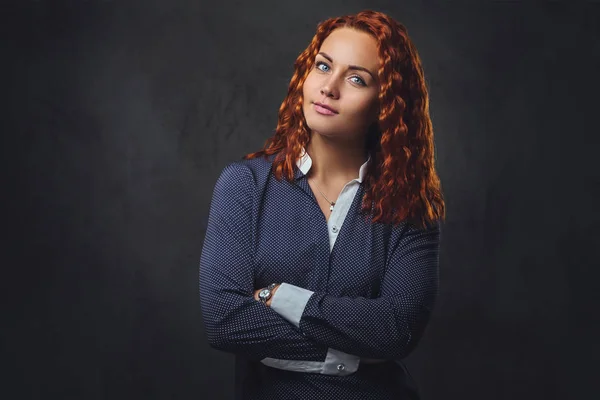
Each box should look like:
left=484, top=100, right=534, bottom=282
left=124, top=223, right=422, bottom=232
left=243, top=10, right=445, bottom=229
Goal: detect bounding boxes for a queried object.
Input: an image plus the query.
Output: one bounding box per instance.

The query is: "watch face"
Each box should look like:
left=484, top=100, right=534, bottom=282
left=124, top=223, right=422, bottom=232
left=259, top=289, right=270, bottom=298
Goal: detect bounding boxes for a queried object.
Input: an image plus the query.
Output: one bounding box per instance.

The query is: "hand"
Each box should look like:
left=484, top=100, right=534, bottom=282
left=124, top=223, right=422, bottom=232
left=254, top=284, right=280, bottom=307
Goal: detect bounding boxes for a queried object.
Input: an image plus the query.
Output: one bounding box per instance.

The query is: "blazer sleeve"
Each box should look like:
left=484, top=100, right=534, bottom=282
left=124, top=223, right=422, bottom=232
left=272, top=220, right=441, bottom=360
left=199, top=162, right=331, bottom=362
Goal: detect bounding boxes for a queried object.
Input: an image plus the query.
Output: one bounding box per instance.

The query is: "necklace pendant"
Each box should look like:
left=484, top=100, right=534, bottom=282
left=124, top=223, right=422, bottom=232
left=329, top=204, right=334, bottom=211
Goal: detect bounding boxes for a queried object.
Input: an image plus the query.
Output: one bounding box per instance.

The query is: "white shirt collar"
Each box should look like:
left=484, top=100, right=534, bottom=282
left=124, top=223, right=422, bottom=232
left=296, top=147, right=370, bottom=183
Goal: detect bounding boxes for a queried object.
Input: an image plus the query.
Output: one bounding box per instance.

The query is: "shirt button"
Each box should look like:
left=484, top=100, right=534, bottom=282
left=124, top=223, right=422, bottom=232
left=337, top=363, right=345, bottom=371
left=332, top=225, right=338, bottom=233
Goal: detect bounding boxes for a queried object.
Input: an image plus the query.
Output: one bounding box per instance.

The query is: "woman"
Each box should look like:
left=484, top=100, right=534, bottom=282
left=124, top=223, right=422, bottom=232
left=199, top=9, right=445, bottom=400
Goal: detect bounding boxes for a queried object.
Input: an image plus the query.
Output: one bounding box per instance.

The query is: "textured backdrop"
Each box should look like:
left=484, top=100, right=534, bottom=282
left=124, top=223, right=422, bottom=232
left=4, top=1, right=599, bottom=399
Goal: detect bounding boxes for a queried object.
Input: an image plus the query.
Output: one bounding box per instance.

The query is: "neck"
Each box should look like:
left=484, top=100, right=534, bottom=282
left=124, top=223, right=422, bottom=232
left=305, top=132, right=368, bottom=186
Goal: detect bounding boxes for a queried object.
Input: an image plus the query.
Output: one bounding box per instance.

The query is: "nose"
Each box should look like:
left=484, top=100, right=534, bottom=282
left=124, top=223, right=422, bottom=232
left=321, top=85, right=331, bottom=95
left=320, top=77, right=339, bottom=99
left=320, top=87, right=334, bottom=98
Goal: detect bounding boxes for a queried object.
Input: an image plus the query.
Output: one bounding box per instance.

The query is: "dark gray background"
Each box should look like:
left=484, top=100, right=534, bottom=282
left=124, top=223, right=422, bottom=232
left=3, top=1, right=599, bottom=399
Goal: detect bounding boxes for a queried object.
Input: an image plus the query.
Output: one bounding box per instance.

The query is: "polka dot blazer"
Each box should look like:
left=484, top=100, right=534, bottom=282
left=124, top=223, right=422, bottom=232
left=199, top=151, right=441, bottom=399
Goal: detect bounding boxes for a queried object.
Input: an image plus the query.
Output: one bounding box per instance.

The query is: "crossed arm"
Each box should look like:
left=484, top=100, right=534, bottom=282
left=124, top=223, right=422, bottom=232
left=252, top=285, right=387, bottom=363
left=200, top=164, right=337, bottom=362
left=199, top=163, right=440, bottom=362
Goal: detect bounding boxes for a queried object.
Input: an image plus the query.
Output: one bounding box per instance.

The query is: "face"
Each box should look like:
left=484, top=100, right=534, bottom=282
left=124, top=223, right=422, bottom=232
left=302, top=27, right=380, bottom=143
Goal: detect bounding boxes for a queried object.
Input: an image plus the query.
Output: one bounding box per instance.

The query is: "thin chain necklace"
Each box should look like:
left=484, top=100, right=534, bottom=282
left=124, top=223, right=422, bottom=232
left=312, top=180, right=336, bottom=211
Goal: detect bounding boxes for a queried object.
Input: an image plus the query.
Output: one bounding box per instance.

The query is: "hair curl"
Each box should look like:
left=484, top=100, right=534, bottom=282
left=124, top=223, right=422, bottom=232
left=243, top=10, right=445, bottom=229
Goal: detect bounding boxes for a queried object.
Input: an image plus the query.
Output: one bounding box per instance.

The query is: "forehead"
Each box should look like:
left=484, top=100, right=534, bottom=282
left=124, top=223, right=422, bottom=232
left=319, top=28, right=379, bottom=72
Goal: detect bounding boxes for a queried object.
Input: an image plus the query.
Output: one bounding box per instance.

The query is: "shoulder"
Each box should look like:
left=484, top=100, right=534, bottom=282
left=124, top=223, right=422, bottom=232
left=213, top=155, right=275, bottom=197
left=388, top=217, right=442, bottom=252
left=213, top=161, right=255, bottom=198
left=401, top=218, right=442, bottom=237
left=404, top=219, right=442, bottom=251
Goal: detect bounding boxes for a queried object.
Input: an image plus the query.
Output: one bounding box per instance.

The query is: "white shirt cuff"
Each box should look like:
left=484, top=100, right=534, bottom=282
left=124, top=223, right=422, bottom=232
left=269, top=283, right=314, bottom=328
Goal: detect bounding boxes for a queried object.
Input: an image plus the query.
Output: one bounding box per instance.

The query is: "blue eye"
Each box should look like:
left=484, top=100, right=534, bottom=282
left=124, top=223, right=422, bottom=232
left=315, top=61, right=330, bottom=72
left=350, top=76, right=366, bottom=86
left=315, top=60, right=367, bottom=86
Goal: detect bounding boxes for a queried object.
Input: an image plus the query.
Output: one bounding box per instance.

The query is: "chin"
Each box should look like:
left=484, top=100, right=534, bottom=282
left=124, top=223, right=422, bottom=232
left=304, top=115, right=334, bottom=134
left=309, top=127, right=344, bottom=139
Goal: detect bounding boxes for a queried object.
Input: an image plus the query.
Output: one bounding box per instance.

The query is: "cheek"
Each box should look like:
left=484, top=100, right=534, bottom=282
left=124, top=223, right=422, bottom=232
left=303, top=74, right=318, bottom=96
left=347, top=95, right=377, bottom=118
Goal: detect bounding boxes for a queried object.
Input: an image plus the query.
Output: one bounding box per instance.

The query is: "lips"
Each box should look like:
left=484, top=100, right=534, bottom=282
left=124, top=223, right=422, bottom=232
left=314, top=102, right=338, bottom=114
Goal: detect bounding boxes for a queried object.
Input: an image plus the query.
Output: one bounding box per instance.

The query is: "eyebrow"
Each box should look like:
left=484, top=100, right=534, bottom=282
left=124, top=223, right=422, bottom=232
left=317, top=52, right=376, bottom=80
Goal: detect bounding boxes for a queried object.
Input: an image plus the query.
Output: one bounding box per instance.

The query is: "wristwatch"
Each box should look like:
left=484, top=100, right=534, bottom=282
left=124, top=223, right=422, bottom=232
left=258, top=283, right=279, bottom=304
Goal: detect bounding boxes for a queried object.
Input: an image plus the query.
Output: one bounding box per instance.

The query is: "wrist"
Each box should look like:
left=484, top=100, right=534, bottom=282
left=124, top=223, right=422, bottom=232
left=266, top=284, right=281, bottom=307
